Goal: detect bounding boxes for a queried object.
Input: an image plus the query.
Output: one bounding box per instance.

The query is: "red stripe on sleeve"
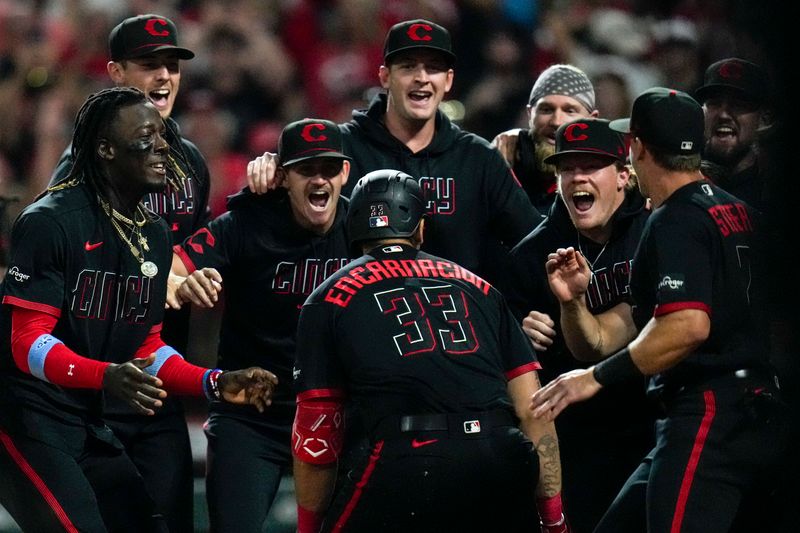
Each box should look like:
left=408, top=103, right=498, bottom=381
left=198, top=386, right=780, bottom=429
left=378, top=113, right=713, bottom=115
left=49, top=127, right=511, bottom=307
left=505, top=361, right=542, bottom=381
left=297, top=388, right=347, bottom=403
left=173, top=245, right=197, bottom=275
left=3, top=295, right=61, bottom=318
left=155, top=354, right=208, bottom=396
left=654, top=301, right=711, bottom=317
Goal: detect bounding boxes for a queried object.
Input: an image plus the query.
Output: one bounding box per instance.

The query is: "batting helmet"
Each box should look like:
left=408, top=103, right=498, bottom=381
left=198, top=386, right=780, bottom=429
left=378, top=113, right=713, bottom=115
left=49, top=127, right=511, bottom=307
left=347, top=169, right=425, bottom=249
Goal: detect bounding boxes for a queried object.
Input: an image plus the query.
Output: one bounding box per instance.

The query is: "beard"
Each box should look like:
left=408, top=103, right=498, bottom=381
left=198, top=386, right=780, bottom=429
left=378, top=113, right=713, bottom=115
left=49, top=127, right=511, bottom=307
left=703, top=139, right=753, bottom=170
left=534, top=139, right=557, bottom=175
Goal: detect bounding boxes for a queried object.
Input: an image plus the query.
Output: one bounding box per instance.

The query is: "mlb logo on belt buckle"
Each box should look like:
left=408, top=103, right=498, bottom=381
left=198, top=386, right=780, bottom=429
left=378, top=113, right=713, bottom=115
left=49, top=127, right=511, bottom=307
left=463, top=420, right=481, bottom=434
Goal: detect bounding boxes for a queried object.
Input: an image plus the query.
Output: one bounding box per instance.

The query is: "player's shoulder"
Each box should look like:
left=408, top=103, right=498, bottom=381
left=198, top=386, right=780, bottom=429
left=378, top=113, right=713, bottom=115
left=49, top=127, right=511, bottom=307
left=24, top=185, right=92, bottom=221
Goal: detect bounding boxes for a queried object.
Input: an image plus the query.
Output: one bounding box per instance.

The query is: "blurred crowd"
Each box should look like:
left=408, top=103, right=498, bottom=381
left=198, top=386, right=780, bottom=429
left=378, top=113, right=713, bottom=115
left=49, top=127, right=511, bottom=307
left=0, top=0, right=787, bottom=259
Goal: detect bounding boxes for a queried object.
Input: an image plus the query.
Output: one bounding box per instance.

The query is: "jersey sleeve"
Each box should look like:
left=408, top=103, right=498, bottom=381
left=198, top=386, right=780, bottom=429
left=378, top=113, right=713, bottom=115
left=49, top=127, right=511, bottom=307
left=483, top=149, right=543, bottom=247
left=2, top=212, right=66, bottom=316
left=497, top=292, right=541, bottom=380
left=646, top=209, right=714, bottom=318
left=293, top=302, right=346, bottom=401
left=173, top=212, right=238, bottom=275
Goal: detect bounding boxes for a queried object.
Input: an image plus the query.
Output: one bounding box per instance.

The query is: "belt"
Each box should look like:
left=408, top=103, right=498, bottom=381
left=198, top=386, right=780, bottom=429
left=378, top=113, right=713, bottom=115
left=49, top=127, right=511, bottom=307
left=649, top=366, right=778, bottom=408
left=375, top=409, right=516, bottom=439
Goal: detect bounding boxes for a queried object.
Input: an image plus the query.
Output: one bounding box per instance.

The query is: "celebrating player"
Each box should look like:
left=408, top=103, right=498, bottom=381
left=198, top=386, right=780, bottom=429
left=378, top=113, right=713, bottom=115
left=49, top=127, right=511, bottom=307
left=171, top=118, right=351, bottom=532
left=530, top=88, right=787, bottom=532
left=0, top=87, right=276, bottom=533
left=292, top=169, right=569, bottom=533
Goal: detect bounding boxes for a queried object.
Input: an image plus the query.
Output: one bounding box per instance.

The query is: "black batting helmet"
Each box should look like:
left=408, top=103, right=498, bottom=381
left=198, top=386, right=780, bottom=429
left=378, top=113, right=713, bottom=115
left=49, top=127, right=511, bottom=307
left=347, top=169, right=425, bottom=249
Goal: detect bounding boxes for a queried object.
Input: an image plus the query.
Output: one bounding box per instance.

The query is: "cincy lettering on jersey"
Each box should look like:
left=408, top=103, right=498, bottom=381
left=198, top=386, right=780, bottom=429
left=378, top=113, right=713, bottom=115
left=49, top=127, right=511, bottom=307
left=324, top=258, right=491, bottom=308
left=142, top=178, right=195, bottom=217
left=707, top=202, right=753, bottom=237
left=586, top=260, right=633, bottom=310
left=70, top=269, right=153, bottom=323
left=419, top=176, right=455, bottom=215
left=272, top=258, right=350, bottom=296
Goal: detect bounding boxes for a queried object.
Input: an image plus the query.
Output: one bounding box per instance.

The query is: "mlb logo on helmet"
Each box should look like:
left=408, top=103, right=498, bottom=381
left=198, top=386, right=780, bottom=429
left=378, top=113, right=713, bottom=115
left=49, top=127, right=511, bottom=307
left=463, top=420, right=481, bottom=434
left=369, top=216, right=389, bottom=228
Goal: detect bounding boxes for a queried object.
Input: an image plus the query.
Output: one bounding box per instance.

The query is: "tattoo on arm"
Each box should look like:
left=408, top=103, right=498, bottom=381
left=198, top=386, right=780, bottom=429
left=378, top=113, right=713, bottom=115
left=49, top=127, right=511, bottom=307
left=535, top=433, right=561, bottom=497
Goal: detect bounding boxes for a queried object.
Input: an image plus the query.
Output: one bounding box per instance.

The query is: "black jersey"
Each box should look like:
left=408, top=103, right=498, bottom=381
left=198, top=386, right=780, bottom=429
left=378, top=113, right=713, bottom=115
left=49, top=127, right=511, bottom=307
left=502, top=190, right=652, bottom=434
left=293, top=244, right=541, bottom=435
left=631, top=180, right=769, bottom=389
left=0, top=184, right=171, bottom=430
left=175, top=188, right=350, bottom=409
left=340, top=94, right=542, bottom=279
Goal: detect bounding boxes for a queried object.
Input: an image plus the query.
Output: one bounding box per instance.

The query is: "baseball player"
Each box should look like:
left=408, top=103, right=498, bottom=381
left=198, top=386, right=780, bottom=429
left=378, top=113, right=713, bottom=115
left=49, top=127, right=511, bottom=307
left=530, top=88, right=787, bottom=532
left=292, top=169, right=569, bottom=533
left=47, top=14, right=211, bottom=531
left=0, top=87, right=276, bottom=533
left=491, top=64, right=598, bottom=213
left=170, top=118, right=352, bottom=533
left=246, top=19, right=541, bottom=285
left=696, top=58, right=771, bottom=212
left=501, top=118, right=654, bottom=533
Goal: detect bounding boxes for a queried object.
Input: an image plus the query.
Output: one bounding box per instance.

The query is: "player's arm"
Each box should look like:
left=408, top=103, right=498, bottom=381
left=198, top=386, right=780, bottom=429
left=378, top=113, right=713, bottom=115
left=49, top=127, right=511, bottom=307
left=491, top=128, right=522, bottom=166
left=508, top=371, right=569, bottom=533
left=530, top=308, right=709, bottom=422
left=547, top=247, right=637, bottom=361
left=246, top=151, right=282, bottom=194
left=292, top=394, right=345, bottom=533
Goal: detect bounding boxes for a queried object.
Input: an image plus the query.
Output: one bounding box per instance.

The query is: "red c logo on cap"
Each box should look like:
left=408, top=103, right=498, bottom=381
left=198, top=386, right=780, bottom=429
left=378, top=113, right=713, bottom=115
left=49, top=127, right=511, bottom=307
left=301, top=124, right=328, bottom=142
left=564, top=122, right=589, bottom=142
left=719, top=61, right=743, bottom=80
left=407, top=23, right=433, bottom=42
left=144, top=19, right=170, bottom=37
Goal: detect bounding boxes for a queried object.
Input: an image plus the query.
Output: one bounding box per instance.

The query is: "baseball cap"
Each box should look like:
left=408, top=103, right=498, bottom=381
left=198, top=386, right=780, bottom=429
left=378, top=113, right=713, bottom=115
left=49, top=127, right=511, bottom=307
left=383, top=19, right=455, bottom=65
left=609, top=87, right=704, bottom=155
left=109, top=14, right=195, bottom=61
left=278, top=118, right=351, bottom=167
left=695, top=58, right=769, bottom=104
left=544, top=118, right=627, bottom=165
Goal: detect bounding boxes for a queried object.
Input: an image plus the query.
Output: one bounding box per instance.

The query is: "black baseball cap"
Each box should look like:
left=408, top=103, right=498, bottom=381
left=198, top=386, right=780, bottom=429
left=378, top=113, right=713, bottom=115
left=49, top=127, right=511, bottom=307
left=695, top=58, right=768, bottom=104
left=383, top=19, right=455, bottom=65
left=544, top=118, right=627, bottom=165
left=610, top=87, right=704, bottom=155
left=109, top=14, right=195, bottom=61
left=278, top=118, right=351, bottom=167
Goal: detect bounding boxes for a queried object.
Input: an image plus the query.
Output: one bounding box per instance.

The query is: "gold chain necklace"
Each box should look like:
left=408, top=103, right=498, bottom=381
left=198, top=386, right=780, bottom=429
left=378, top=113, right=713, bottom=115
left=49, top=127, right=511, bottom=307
left=99, top=199, right=158, bottom=277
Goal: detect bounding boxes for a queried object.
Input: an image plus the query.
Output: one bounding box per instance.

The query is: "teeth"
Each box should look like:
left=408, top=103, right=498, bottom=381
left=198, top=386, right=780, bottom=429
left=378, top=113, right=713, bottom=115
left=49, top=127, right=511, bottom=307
left=573, top=191, right=591, bottom=198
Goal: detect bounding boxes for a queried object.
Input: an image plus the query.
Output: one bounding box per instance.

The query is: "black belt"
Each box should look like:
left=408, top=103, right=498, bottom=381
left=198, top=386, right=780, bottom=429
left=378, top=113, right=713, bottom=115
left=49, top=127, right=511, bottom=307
left=375, top=409, right=516, bottom=439
left=649, top=366, right=778, bottom=407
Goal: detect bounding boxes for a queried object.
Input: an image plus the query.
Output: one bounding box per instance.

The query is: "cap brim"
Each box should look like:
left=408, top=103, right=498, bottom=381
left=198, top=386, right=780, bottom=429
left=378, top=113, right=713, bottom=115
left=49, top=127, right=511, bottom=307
left=543, top=150, right=622, bottom=166
left=281, top=152, right=352, bottom=168
left=122, top=45, right=195, bottom=60
left=384, top=46, right=455, bottom=64
left=609, top=118, right=631, bottom=134
left=695, top=84, right=763, bottom=104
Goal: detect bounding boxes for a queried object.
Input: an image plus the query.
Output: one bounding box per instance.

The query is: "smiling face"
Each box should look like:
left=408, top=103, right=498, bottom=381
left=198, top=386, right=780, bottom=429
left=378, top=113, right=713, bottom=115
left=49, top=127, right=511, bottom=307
left=102, top=102, right=169, bottom=199
left=380, top=49, right=454, bottom=126
left=281, top=157, right=350, bottom=235
left=556, top=153, right=629, bottom=242
left=108, top=50, right=182, bottom=119
left=702, top=93, right=762, bottom=170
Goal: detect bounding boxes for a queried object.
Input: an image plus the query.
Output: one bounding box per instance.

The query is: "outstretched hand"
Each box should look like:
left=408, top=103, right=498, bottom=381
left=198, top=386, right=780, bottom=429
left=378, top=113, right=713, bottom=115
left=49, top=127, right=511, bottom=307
left=246, top=151, right=281, bottom=194
left=530, top=368, right=601, bottom=422
left=218, top=367, right=279, bottom=413
left=546, top=247, right=592, bottom=304
left=103, top=354, right=167, bottom=416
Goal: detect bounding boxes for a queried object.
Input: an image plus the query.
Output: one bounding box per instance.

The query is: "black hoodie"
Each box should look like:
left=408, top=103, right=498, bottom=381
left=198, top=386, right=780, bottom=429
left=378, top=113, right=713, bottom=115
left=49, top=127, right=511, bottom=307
left=175, top=188, right=350, bottom=411
left=340, top=94, right=542, bottom=280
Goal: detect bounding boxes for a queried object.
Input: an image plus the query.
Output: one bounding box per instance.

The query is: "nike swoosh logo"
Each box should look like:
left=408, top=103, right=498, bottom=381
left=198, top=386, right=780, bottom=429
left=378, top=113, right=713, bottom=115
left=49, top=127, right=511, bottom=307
left=84, top=241, right=103, bottom=251
left=411, top=438, right=439, bottom=449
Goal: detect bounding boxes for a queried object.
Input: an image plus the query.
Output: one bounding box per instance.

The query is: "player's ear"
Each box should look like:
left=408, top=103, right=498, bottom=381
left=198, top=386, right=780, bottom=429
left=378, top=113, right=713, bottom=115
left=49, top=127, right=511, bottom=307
left=412, top=218, right=425, bottom=248
left=340, top=160, right=350, bottom=187
left=378, top=65, right=390, bottom=89
left=97, top=139, right=115, bottom=161
left=107, top=61, right=125, bottom=85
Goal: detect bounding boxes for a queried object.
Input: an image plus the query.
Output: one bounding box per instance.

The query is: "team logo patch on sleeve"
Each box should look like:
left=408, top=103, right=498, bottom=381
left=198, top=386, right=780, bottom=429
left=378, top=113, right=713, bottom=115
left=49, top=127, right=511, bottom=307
left=658, top=275, right=685, bottom=291
left=464, top=420, right=481, bottom=434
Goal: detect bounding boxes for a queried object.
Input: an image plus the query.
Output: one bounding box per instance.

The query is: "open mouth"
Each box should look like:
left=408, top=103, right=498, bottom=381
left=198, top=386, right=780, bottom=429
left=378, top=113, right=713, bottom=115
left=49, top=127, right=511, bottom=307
left=308, top=190, right=330, bottom=210
left=712, top=124, right=737, bottom=140
left=409, top=90, right=432, bottom=103
left=572, top=191, right=595, bottom=212
left=151, top=161, right=167, bottom=175
left=148, top=89, right=170, bottom=109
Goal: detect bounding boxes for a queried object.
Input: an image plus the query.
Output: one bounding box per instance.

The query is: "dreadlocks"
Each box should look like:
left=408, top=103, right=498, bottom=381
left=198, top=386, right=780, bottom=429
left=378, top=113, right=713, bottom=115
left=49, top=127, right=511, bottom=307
left=47, top=87, right=162, bottom=212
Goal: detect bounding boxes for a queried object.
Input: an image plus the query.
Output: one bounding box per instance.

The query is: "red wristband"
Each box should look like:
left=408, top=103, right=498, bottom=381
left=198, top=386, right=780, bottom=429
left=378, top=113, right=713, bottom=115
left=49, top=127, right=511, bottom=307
left=537, top=493, right=564, bottom=525
left=297, top=505, right=323, bottom=533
